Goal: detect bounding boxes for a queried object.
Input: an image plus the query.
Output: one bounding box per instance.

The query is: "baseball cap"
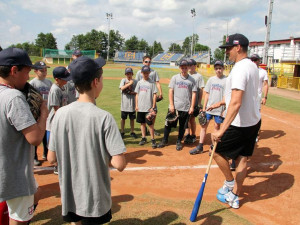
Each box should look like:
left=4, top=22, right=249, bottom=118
left=72, top=49, right=82, bottom=56
left=250, top=54, right=261, bottom=60
left=69, top=56, right=101, bottom=84
left=94, top=56, right=106, bottom=68
left=188, top=59, right=197, bottom=66
left=33, top=61, right=50, bottom=70
left=125, top=67, right=133, bottom=74
left=179, top=59, right=189, bottom=67
left=0, top=47, right=33, bottom=67
left=53, top=66, right=72, bottom=81
left=214, top=60, right=224, bottom=67
left=219, top=33, right=249, bottom=49
left=141, top=65, right=151, bottom=73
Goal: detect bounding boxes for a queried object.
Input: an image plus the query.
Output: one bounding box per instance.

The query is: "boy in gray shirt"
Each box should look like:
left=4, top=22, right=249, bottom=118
left=135, top=65, right=158, bottom=148
left=119, top=67, right=137, bottom=139
left=48, top=56, right=126, bottom=224
left=30, top=61, right=52, bottom=165
left=158, top=60, right=197, bottom=151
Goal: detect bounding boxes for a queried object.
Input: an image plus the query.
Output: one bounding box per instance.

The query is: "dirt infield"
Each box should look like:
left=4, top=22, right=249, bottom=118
left=31, top=105, right=300, bottom=224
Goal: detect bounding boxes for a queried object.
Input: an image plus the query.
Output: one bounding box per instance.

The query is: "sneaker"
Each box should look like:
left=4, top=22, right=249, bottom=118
left=151, top=139, right=157, bottom=149
left=190, top=135, right=197, bottom=143
left=189, top=145, right=203, bottom=155
left=54, top=166, right=58, bottom=175
left=154, top=130, right=161, bottom=136
left=230, top=160, right=236, bottom=171
left=157, top=139, right=168, bottom=148
left=184, top=135, right=191, bottom=144
left=176, top=140, right=183, bottom=151
left=139, top=137, right=147, bottom=145
left=130, top=132, right=138, bottom=139
left=217, top=191, right=239, bottom=209
left=121, top=132, right=125, bottom=139
left=218, top=180, right=234, bottom=195
left=34, top=159, right=41, bottom=166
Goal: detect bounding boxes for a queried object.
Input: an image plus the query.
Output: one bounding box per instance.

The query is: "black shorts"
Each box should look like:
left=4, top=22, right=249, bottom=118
left=215, top=120, right=261, bottom=160
left=63, top=210, right=112, bottom=224
left=136, top=112, right=152, bottom=125
left=121, top=111, right=136, bottom=120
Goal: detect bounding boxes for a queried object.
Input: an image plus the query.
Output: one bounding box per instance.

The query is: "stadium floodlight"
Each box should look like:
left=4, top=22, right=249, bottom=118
left=106, top=13, right=113, bottom=61
left=191, top=8, right=196, bottom=56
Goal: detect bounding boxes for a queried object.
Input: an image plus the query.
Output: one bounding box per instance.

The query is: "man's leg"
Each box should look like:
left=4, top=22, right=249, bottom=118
left=120, top=119, right=125, bottom=133
left=233, top=156, right=248, bottom=196
left=213, top=152, right=234, bottom=181
left=130, top=119, right=135, bottom=133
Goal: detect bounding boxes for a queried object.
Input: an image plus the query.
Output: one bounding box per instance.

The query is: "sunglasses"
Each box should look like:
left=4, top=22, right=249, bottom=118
left=144, top=60, right=151, bottom=63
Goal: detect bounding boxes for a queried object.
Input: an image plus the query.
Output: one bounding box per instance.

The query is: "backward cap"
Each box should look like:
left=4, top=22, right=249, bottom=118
left=53, top=66, right=71, bottom=81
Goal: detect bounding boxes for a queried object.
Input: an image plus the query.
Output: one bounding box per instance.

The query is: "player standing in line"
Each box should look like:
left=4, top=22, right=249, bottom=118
left=46, top=67, right=71, bottom=174
left=189, top=60, right=227, bottom=155
left=209, top=34, right=261, bottom=209
left=30, top=61, right=52, bottom=165
left=158, top=60, right=197, bottom=151
left=119, top=67, right=138, bottom=139
left=136, top=56, right=162, bottom=136
left=48, top=56, right=126, bottom=225
left=0, top=48, right=48, bottom=225
left=184, top=58, right=205, bottom=144
left=135, top=65, right=158, bottom=148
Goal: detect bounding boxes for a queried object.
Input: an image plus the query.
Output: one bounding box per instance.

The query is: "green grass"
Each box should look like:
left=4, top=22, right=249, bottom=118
left=266, top=93, right=300, bottom=114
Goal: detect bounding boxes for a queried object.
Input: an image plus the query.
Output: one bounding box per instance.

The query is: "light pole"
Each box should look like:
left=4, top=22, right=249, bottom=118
left=191, top=8, right=196, bottom=56
left=263, top=0, right=274, bottom=65
left=223, top=18, right=229, bottom=63
left=106, top=13, right=113, bottom=61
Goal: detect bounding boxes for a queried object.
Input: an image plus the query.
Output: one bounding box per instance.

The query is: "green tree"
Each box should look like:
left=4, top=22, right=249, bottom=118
left=35, top=32, right=57, bottom=49
left=108, top=30, right=125, bottom=57
left=194, top=43, right=209, bottom=52
left=9, top=42, right=40, bottom=56
left=213, top=35, right=226, bottom=61
left=168, top=43, right=182, bottom=52
left=124, top=35, right=139, bottom=51
left=138, top=39, right=150, bottom=52
left=150, top=41, right=164, bottom=57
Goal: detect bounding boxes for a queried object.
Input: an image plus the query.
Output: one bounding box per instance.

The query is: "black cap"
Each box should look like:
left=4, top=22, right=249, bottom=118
left=179, top=59, right=189, bottom=66
left=188, top=59, right=197, bottom=66
left=141, top=65, right=151, bottom=73
left=214, top=60, right=224, bottom=67
left=125, top=67, right=133, bottom=74
left=219, top=33, right=249, bottom=49
left=72, top=50, right=82, bottom=56
left=0, top=47, right=33, bottom=67
left=250, top=54, right=261, bottom=60
left=33, top=61, right=50, bottom=70
left=53, top=66, right=71, bottom=81
left=69, top=56, right=101, bottom=84
left=94, top=56, right=106, bottom=68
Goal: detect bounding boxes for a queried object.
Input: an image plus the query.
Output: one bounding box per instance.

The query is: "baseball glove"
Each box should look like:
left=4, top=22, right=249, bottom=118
left=122, top=82, right=134, bottom=94
left=193, top=105, right=200, bottom=117
left=165, top=109, right=179, bottom=126
left=146, top=108, right=157, bottom=121
left=22, top=82, right=43, bottom=121
left=156, top=95, right=163, bottom=102
left=198, top=111, right=207, bottom=126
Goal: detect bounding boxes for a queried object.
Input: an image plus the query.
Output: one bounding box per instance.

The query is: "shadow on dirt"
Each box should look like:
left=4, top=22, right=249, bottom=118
left=259, top=129, right=286, bottom=140
left=125, top=149, right=163, bottom=164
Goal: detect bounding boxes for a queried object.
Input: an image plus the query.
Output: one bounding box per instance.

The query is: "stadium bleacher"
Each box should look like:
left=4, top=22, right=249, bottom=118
left=114, top=51, right=145, bottom=63
left=191, top=52, right=209, bottom=63
left=152, top=52, right=184, bottom=64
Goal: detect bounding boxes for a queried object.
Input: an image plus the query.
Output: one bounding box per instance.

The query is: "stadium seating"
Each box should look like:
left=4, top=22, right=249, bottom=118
left=114, top=51, right=145, bottom=63
left=152, top=52, right=184, bottom=64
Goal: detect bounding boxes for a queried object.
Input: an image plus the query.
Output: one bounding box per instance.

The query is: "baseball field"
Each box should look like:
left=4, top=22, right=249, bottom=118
left=29, top=63, right=300, bottom=224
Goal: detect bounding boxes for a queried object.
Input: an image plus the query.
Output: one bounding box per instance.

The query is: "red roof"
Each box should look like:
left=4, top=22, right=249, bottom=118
left=249, top=37, right=300, bottom=47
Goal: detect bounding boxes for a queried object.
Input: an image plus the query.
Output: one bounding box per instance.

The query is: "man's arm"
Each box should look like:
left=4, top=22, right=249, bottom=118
left=212, top=89, right=243, bottom=142
left=47, top=150, right=57, bottom=164
left=111, top=154, right=126, bottom=172
left=156, top=81, right=163, bottom=97
left=261, top=80, right=269, bottom=105
left=168, top=88, right=174, bottom=113
left=189, top=91, right=197, bottom=114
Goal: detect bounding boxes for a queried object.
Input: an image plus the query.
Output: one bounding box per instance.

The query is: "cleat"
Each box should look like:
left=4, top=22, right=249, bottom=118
left=139, top=137, right=147, bottom=145
left=130, top=132, right=138, bottom=139
left=157, top=139, right=168, bottom=148
left=218, top=180, right=234, bottom=195
left=176, top=140, right=183, bottom=151
left=217, top=192, right=239, bottom=209
left=189, top=145, right=204, bottom=155
left=151, top=139, right=157, bottom=149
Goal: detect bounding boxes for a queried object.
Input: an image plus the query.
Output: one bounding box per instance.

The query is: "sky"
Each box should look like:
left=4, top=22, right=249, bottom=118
left=1, top=0, right=300, bottom=53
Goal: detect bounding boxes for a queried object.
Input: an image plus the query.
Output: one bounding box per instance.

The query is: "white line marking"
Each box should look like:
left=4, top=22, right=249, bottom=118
left=261, top=112, right=300, bottom=129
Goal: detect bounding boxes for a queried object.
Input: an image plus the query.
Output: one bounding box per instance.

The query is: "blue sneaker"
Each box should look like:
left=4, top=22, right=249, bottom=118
left=217, top=192, right=239, bottom=209
left=218, top=180, right=234, bottom=195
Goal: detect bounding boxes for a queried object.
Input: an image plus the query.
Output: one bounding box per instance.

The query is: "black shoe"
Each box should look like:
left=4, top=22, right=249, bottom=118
left=34, top=159, right=41, bottom=166
left=157, top=139, right=168, bottom=148
left=121, top=132, right=125, bottom=139
left=130, top=132, right=138, bottom=139
left=184, top=135, right=191, bottom=144
left=139, top=137, right=147, bottom=145
left=191, top=135, right=197, bottom=143
left=151, top=139, right=157, bottom=149
left=154, top=130, right=161, bottom=136
left=176, top=141, right=183, bottom=151
left=189, top=145, right=204, bottom=155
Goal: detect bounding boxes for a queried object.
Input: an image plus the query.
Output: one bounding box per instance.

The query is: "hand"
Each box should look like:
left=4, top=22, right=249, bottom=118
left=128, top=80, right=134, bottom=85
left=206, top=103, right=219, bottom=111
left=211, top=130, right=224, bottom=143
left=188, top=106, right=194, bottom=115
left=135, top=106, right=138, bottom=112
left=261, top=98, right=267, bottom=105
left=169, top=105, right=175, bottom=114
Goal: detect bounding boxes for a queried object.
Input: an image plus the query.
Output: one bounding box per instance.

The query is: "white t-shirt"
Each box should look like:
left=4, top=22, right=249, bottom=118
left=224, top=58, right=261, bottom=127
left=258, top=68, right=268, bottom=97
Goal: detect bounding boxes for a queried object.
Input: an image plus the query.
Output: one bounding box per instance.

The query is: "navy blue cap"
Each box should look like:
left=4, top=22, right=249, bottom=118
left=69, top=56, right=101, bottom=84
left=141, top=65, right=151, bottom=73
left=219, top=33, right=249, bottom=49
left=33, top=61, right=50, bottom=70
left=72, top=50, right=82, bottom=56
left=0, top=47, right=33, bottom=67
left=125, top=67, right=133, bottom=74
left=94, top=56, right=106, bottom=68
left=214, top=60, right=224, bottom=67
left=53, top=66, right=71, bottom=81
left=188, top=59, right=197, bottom=66
left=250, top=54, right=261, bottom=60
left=179, top=59, right=189, bottom=66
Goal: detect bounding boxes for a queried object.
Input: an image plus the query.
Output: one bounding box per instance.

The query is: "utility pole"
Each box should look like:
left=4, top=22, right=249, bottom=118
left=223, top=19, right=229, bottom=63
left=191, top=8, right=196, bottom=56
left=106, top=13, right=113, bottom=61
left=263, top=0, right=274, bottom=65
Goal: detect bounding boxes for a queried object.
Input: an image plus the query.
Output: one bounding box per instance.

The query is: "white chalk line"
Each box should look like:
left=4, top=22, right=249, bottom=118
left=261, top=112, right=300, bottom=129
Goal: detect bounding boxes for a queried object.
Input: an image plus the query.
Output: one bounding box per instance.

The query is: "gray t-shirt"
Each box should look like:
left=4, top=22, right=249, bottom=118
left=0, top=86, right=37, bottom=202
left=46, top=84, right=68, bottom=131
left=136, top=69, right=159, bottom=82
left=119, top=78, right=137, bottom=112
left=190, top=72, right=205, bottom=106
left=29, top=77, right=52, bottom=102
left=134, top=79, right=157, bottom=112
left=169, top=74, right=197, bottom=111
left=48, top=101, right=126, bottom=217
left=65, top=81, right=77, bottom=104
left=204, top=75, right=227, bottom=116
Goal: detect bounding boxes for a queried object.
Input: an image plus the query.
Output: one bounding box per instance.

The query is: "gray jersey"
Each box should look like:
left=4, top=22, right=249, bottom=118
left=48, top=101, right=126, bottom=217
left=46, top=84, right=68, bottom=131
left=204, top=75, right=227, bottom=116
left=190, top=72, right=205, bottom=106
left=169, top=74, right=197, bottom=111
left=29, top=77, right=52, bottom=102
left=136, top=69, right=159, bottom=82
left=0, top=86, right=37, bottom=202
left=65, top=81, right=77, bottom=104
left=134, top=79, right=157, bottom=112
left=119, top=78, right=137, bottom=112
